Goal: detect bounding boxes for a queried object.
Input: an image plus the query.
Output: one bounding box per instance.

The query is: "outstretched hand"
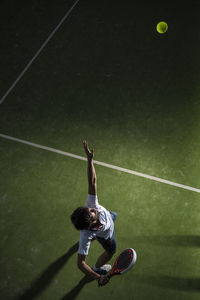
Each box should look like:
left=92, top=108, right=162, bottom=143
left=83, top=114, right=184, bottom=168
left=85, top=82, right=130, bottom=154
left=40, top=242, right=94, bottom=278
left=83, top=140, right=94, bottom=160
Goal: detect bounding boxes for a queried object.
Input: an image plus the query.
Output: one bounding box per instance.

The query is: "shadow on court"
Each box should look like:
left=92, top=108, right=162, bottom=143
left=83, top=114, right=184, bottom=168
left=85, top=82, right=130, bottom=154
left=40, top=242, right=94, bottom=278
left=13, top=242, right=79, bottom=300
left=135, top=274, right=200, bottom=292
left=132, top=235, right=200, bottom=293
left=60, top=275, right=95, bottom=300
left=132, top=235, right=200, bottom=247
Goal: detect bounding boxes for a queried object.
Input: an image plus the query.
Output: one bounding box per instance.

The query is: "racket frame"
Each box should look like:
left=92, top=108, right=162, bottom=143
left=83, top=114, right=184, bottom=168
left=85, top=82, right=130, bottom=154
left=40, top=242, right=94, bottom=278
left=107, top=248, right=137, bottom=278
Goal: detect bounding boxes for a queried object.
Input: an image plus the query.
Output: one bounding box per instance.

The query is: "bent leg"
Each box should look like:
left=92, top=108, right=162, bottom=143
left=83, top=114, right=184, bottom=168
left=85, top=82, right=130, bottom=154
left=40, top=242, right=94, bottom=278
left=95, top=251, right=114, bottom=268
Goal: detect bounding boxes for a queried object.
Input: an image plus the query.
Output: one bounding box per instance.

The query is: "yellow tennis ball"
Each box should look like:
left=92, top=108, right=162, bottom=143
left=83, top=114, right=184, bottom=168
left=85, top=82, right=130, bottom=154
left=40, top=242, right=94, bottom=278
left=156, top=21, right=168, bottom=34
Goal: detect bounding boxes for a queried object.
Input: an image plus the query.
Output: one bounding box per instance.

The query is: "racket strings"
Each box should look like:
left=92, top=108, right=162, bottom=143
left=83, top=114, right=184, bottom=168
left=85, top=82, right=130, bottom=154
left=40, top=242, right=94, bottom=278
left=110, top=249, right=136, bottom=277
left=117, top=251, right=133, bottom=269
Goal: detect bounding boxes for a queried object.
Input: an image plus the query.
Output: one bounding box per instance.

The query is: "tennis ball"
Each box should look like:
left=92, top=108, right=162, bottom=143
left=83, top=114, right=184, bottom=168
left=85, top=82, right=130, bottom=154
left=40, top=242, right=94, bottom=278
left=156, top=21, right=168, bottom=34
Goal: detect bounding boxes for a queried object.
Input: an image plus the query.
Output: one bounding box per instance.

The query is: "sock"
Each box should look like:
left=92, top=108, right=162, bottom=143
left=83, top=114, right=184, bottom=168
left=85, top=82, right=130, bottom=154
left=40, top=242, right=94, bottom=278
left=93, top=265, right=99, bottom=271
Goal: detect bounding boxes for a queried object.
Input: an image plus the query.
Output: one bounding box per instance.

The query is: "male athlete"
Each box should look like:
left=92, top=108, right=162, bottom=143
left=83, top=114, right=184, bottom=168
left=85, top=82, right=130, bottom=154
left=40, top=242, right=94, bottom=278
left=71, top=141, right=117, bottom=287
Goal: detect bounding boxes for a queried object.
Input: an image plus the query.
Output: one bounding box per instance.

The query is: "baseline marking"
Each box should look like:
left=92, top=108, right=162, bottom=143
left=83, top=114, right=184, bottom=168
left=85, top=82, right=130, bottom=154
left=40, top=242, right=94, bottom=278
left=0, top=0, right=80, bottom=105
left=0, top=133, right=200, bottom=193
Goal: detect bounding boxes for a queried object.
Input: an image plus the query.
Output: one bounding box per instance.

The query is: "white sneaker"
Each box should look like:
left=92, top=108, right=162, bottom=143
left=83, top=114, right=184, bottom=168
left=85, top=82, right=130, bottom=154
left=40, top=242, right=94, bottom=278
left=101, top=264, right=112, bottom=272
left=92, top=264, right=112, bottom=275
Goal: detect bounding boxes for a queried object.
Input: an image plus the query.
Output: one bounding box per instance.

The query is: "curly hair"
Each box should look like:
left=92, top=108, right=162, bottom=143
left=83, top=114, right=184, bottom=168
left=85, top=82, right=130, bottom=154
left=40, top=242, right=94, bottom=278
left=70, top=207, right=92, bottom=230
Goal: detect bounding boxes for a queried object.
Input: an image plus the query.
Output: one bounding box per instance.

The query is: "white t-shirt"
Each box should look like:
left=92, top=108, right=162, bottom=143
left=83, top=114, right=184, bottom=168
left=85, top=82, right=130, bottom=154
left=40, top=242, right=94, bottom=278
left=78, top=194, right=114, bottom=255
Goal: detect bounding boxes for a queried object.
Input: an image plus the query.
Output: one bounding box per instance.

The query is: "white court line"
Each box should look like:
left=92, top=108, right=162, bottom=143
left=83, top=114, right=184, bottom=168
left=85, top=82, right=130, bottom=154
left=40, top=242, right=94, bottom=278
left=0, top=133, right=200, bottom=193
left=0, top=0, right=80, bottom=105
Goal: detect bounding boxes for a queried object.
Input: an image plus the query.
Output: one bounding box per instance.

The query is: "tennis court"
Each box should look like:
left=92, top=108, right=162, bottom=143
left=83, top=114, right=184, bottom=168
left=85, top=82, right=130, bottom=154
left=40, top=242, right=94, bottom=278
left=0, top=0, right=200, bottom=299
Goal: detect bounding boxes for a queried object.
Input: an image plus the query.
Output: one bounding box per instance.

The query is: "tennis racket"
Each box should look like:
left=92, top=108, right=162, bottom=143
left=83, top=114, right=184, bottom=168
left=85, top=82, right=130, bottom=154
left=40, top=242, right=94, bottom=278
left=98, top=248, right=137, bottom=286
left=107, top=248, right=137, bottom=279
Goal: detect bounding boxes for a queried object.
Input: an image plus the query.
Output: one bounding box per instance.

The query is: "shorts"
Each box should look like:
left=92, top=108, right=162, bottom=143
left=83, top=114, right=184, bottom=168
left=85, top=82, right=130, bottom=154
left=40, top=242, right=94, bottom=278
left=96, top=211, right=117, bottom=254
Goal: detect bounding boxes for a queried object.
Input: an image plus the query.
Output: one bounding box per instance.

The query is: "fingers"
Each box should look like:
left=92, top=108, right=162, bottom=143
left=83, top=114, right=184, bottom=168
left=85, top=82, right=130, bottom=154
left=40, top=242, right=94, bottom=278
left=83, top=141, right=89, bottom=151
left=82, top=140, right=88, bottom=148
left=98, top=275, right=110, bottom=287
left=82, top=141, right=94, bottom=159
left=82, top=140, right=88, bottom=152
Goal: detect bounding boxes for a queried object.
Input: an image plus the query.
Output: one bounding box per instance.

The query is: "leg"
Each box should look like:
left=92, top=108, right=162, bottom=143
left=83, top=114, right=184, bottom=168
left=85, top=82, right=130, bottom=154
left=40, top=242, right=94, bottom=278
left=95, top=251, right=114, bottom=268
left=94, top=212, right=117, bottom=269
left=95, top=234, right=117, bottom=268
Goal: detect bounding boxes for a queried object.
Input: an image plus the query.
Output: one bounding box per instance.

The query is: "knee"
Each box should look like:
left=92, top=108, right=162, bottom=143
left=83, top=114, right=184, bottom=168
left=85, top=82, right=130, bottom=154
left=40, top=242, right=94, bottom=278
left=105, top=251, right=115, bottom=259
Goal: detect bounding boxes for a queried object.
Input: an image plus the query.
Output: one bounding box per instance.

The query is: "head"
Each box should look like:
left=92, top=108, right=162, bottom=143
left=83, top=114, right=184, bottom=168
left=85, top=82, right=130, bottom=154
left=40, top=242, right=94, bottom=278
left=70, top=207, right=98, bottom=230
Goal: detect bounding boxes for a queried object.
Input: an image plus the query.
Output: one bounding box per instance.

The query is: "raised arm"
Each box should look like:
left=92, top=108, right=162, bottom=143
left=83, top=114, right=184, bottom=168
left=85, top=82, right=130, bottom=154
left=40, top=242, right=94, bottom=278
left=83, top=140, right=97, bottom=195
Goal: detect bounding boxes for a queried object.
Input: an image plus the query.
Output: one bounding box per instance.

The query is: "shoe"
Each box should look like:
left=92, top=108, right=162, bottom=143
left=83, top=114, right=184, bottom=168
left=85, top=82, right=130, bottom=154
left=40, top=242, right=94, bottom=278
left=92, top=264, right=112, bottom=275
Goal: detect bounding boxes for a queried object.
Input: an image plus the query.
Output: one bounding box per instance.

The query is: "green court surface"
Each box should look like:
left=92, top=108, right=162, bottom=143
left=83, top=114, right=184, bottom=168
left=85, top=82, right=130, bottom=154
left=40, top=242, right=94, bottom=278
left=0, top=0, right=200, bottom=299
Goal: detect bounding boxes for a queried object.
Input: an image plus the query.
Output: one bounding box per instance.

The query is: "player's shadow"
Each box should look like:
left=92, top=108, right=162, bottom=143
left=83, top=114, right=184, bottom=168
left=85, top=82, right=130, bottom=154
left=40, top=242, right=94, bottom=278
left=13, top=242, right=79, bottom=300
left=60, top=276, right=95, bottom=300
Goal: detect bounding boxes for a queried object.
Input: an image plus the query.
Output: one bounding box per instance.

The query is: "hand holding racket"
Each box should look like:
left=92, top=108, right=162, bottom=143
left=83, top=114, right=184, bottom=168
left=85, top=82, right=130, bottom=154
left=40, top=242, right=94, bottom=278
left=98, top=248, right=137, bottom=287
